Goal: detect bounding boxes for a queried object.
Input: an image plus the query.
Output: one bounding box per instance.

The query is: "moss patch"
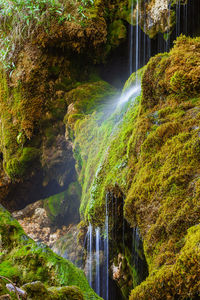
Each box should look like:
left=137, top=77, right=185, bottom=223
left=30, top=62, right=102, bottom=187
left=71, top=36, right=200, bottom=298
left=0, top=205, right=102, bottom=300
left=43, top=182, right=81, bottom=225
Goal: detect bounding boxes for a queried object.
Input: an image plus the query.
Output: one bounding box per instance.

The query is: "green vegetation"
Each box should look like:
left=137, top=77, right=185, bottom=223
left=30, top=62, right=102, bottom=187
left=43, top=182, right=81, bottom=224
left=130, top=224, right=200, bottom=299
left=0, top=0, right=64, bottom=70
left=68, top=36, right=200, bottom=298
left=66, top=68, right=143, bottom=224
left=0, top=0, right=96, bottom=70
left=65, top=80, right=123, bottom=219
left=0, top=71, right=42, bottom=179
left=0, top=205, right=102, bottom=299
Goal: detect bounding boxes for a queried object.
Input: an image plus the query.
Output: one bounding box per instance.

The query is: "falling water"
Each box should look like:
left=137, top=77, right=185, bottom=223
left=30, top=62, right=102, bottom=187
left=104, top=193, right=109, bottom=300
left=143, top=4, right=146, bottom=66
left=130, top=0, right=134, bottom=75
left=147, top=27, right=151, bottom=61
left=86, top=223, right=93, bottom=287
left=118, top=85, right=141, bottom=106
left=135, top=0, right=139, bottom=77
left=132, top=227, right=140, bottom=271
left=95, top=227, right=101, bottom=295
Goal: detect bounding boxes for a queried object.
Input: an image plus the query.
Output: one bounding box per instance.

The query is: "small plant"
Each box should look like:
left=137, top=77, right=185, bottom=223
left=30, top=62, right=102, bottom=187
left=0, top=0, right=64, bottom=70
left=0, top=0, right=95, bottom=70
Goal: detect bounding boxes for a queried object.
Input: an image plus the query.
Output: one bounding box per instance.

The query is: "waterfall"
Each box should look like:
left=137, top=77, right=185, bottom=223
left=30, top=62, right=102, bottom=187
left=130, top=0, right=140, bottom=76
left=135, top=0, right=139, bottom=77
left=95, top=227, right=100, bottom=296
left=86, top=223, right=93, bottom=287
left=104, top=193, right=109, bottom=300
left=132, top=227, right=140, bottom=270
left=85, top=195, right=111, bottom=298
left=118, top=85, right=141, bottom=106
left=143, top=4, right=146, bottom=66
left=129, top=0, right=134, bottom=75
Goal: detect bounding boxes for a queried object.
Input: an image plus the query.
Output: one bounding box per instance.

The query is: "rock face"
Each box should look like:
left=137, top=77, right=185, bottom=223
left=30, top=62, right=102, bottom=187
left=13, top=201, right=67, bottom=247
left=0, top=1, right=200, bottom=299
left=0, top=0, right=114, bottom=211
left=12, top=180, right=81, bottom=247
left=0, top=0, right=197, bottom=212
left=146, top=0, right=169, bottom=36
left=75, top=36, right=200, bottom=299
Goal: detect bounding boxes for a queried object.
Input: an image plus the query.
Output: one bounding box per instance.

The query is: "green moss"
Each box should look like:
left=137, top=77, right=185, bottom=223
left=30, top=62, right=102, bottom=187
left=43, top=182, right=81, bottom=224
left=65, top=80, right=117, bottom=115
left=130, top=224, right=200, bottom=299
left=5, top=147, right=40, bottom=178
left=122, top=66, right=146, bottom=92
left=68, top=36, right=200, bottom=298
left=108, top=20, right=127, bottom=47
left=48, top=286, right=84, bottom=300
left=0, top=205, right=102, bottom=300
left=64, top=80, right=119, bottom=219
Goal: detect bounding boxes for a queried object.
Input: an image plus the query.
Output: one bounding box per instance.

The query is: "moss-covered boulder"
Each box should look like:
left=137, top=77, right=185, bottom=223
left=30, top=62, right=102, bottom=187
left=64, top=80, right=119, bottom=218
left=125, top=35, right=200, bottom=299
left=0, top=205, right=102, bottom=300
left=130, top=224, right=200, bottom=299
left=22, top=281, right=84, bottom=300
left=0, top=65, right=77, bottom=210
left=0, top=47, right=117, bottom=210
left=72, top=36, right=200, bottom=298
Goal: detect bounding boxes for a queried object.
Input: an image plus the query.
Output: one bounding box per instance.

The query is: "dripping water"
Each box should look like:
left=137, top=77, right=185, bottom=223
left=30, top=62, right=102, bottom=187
left=95, top=227, right=100, bottom=296
left=132, top=227, right=140, bottom=271
left=129, top=0, right=134, bottom=75
left=86, top=223, right=93, bottom=288
left=166, top=1, right=171, bottom=52
left=104, top=193, right=109, bottom=300
left=143, top=3, right=146, bottom=66
left=135, top=0, right=139, bottom=78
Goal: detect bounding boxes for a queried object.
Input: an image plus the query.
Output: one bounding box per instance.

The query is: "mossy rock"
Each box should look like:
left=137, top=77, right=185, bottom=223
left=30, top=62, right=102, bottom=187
left=43, top=182, right=81, bottom=225
left=71, top=36, right=200, bottom=298
left=65, top=80, right=118, bottom=116
left=130, top=224, right=200, bottom=299
left=0, top=205, right=102, bottom=300
left=5, top=147, right=40, bottom=178
left=142, top=35, right=200, bottom=110
left=22, top=282, right=84, bottom=300
left=108, top=20, right=127, bottom=47
left=122, top=66, right=147, bottom=93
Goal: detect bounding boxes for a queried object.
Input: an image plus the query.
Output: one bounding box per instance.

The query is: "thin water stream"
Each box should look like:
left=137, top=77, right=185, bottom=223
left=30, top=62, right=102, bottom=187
left=84, top=1, right=196, bottom=298
left=95, top=228, right=100, bottom=296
